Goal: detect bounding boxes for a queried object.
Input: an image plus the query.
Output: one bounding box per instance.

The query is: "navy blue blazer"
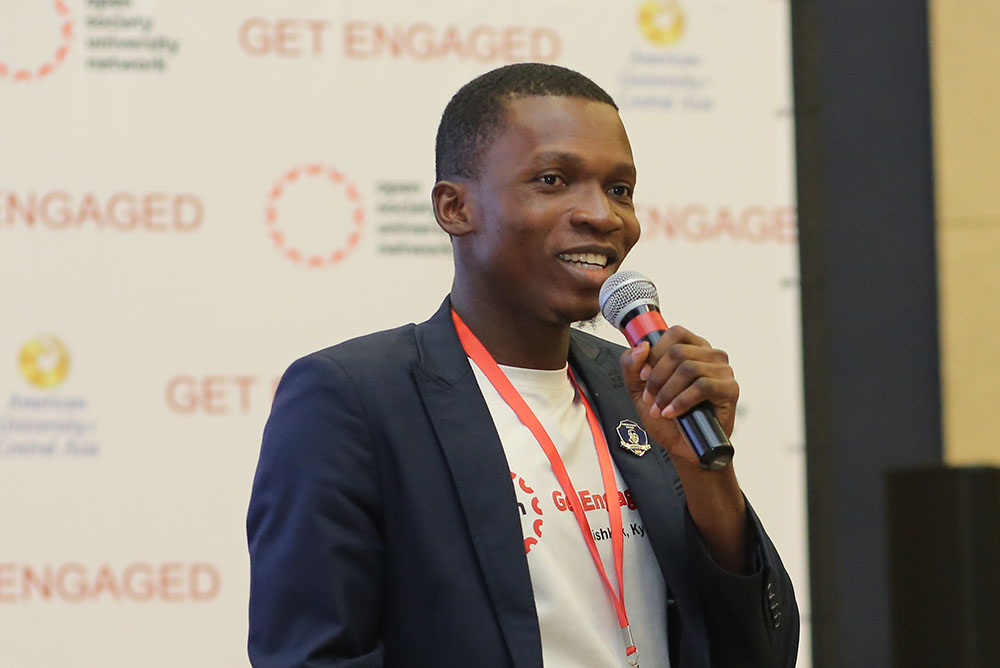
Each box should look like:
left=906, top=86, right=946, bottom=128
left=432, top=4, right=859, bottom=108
left=247, top=299, right=798, bottom=667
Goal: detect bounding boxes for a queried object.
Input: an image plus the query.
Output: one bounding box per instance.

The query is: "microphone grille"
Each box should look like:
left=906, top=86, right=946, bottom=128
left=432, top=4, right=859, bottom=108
left=599, top=270, right=660, bottom=328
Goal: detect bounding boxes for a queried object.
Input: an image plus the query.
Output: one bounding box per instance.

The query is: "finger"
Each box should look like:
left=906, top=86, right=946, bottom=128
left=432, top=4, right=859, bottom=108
left=619, top=341, right=650, bottom=393
left=648, top=325, right=711, bottom=359
left=648, top=359, right=726, bottom=413
left=645, top=360, right=729, bottom=416
left=658, top=377, right=739, bottom=419
left=644, top=343, right=731, bottom=392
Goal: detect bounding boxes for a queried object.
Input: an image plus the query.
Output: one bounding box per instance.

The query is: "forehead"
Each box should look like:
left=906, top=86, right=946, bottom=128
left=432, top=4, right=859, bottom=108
left=485, top=96, right=635, bottom=173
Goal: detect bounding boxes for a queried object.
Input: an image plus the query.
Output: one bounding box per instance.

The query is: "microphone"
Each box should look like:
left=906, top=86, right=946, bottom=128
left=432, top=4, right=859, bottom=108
left=599, top=270, right=734, bottom=471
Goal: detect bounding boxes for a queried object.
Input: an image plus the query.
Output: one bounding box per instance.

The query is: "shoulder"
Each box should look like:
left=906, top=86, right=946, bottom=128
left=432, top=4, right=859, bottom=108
left=261, top=323, right=425, bottom=464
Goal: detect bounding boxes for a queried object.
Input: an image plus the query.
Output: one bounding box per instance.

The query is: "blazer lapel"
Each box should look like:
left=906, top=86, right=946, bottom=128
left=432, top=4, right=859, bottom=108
left=568, top=331, right=709, bottom=650
left=411, top=300, right=542, bottom=668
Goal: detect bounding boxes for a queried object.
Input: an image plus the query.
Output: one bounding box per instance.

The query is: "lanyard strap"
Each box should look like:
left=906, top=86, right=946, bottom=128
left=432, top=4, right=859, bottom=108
left=452, top=309, right=638, bottom=666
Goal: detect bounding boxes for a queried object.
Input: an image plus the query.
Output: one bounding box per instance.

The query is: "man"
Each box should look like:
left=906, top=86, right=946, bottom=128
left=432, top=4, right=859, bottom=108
left=248, top=63, right=798, bottom=667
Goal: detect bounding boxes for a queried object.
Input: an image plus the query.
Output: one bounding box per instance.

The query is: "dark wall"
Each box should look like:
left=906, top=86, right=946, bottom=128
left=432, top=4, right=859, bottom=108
left=887, top=467, right=1000, bottom=668
left=790, top=1, right=943, bottom=666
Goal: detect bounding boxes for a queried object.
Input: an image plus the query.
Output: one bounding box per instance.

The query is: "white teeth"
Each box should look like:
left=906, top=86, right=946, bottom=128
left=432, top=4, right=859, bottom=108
left=558, top=252, right=608, bottom=268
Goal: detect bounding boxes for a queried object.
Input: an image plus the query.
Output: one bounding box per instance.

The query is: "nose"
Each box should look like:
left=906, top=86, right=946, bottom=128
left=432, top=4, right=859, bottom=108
left=569, top=183, right=623, bottom=233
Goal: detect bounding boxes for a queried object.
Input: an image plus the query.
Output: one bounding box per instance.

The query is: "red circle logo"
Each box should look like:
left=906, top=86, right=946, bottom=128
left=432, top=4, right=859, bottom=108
left=265, top=163, right=365, bottom=267
left=0, top=1, right=73, bottom=83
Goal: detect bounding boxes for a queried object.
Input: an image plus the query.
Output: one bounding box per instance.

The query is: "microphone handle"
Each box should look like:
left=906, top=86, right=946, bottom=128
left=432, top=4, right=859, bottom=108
left=641, top=328, right=734, bottom=471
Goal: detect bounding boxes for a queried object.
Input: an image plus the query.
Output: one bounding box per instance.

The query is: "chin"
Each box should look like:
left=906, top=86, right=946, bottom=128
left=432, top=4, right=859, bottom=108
left=554, top=302, right=601, bottom=326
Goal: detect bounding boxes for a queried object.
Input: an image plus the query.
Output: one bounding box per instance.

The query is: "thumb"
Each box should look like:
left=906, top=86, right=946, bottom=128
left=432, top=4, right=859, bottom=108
left=619, top=341, right=651, bottom=399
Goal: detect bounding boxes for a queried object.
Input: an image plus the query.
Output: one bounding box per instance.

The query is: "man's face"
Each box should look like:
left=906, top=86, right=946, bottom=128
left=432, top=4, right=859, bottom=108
left=460, top=95, right=640, bottom=327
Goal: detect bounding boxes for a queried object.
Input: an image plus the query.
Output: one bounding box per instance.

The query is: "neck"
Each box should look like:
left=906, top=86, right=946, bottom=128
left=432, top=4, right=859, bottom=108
left=450, top=290, right=571, bottom=370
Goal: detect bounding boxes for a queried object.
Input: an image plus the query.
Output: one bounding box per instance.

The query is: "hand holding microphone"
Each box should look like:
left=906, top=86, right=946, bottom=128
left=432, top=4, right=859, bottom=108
left=600, top=271, right=737, bottom=471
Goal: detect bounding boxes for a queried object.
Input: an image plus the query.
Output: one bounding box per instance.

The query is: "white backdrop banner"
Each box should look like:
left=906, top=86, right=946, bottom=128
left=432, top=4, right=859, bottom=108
left=0, top=1, right=808, bottom=665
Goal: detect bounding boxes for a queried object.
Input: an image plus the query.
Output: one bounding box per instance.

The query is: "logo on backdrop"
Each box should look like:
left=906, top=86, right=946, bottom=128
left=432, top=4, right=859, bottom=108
left=165, top=374, right=280, bottom=415
left=0, top=0, right=74, bottom=83
left=19, top=336, right=71, bottom=390
left=0, top=561, right=221, bottom=603
left=374, top=180, right=451, bottom=256
left=617, top=0, right=713, bottom=112
left=238, top=17, right=561, bottom=63
left=265, top=163, right=366, bottom=267
left=636, top=203, right=797, bottom=244
left=2, top=336, right=102, bottom=458
left=638, top=0, right=685, bottom=47
left=0, top=191, right=204, bottom=232
left=84, top=0, right=183, bottom=74
left=341, top=22, right=561, bottom=62
left=0, top=190, right=205, bottom=233
left=261, top=171, right=453, bottom=265
left=0, top=1, right=183, bottom=80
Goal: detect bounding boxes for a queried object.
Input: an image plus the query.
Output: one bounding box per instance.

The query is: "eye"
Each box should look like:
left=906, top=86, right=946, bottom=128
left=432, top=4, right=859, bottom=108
left=538, top=174, right=565, bottom=187
left=609, top=184, right=633, bottom=198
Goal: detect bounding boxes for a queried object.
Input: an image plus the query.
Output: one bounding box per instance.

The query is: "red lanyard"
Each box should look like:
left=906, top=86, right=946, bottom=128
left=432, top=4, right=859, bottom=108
left=452, top=309, right=639, bottom=667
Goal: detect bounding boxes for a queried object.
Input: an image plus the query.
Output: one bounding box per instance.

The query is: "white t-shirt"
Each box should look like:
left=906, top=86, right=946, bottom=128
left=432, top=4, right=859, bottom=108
left=470, top=361, right=670, bottom=668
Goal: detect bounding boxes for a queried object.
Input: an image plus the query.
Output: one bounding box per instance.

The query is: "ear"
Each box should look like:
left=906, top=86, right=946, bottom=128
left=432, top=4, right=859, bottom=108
left=432, top=180, right=475, bottom=237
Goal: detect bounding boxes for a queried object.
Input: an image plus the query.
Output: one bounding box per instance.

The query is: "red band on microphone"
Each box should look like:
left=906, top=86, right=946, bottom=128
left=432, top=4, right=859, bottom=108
left=623, top=310, right=667, bottom=347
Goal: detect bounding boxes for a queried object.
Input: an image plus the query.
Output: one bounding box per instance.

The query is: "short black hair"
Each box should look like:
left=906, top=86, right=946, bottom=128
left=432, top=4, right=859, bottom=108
left=435, top=63, right=618, bottom=182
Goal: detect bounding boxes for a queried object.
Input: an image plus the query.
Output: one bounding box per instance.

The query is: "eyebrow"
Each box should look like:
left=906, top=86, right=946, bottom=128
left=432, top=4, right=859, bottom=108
left=531, top=151, right=637, bottom=180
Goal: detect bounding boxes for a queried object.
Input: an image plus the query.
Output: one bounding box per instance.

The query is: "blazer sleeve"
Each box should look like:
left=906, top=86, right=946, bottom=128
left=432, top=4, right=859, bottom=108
left=247, top=352, right=385, bottom=667
left=683, top=498, right=800, bottom=668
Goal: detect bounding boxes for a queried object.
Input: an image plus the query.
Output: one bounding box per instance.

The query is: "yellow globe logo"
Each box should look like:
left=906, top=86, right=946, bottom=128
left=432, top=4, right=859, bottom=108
left=18, top=336, right=70, bottom=389
left=639, top=0, right=686, bottom=46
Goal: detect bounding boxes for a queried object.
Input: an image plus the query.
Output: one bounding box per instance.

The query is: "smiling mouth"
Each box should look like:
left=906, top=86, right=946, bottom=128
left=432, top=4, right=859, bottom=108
left=558, top=252, right=609, bottom=270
